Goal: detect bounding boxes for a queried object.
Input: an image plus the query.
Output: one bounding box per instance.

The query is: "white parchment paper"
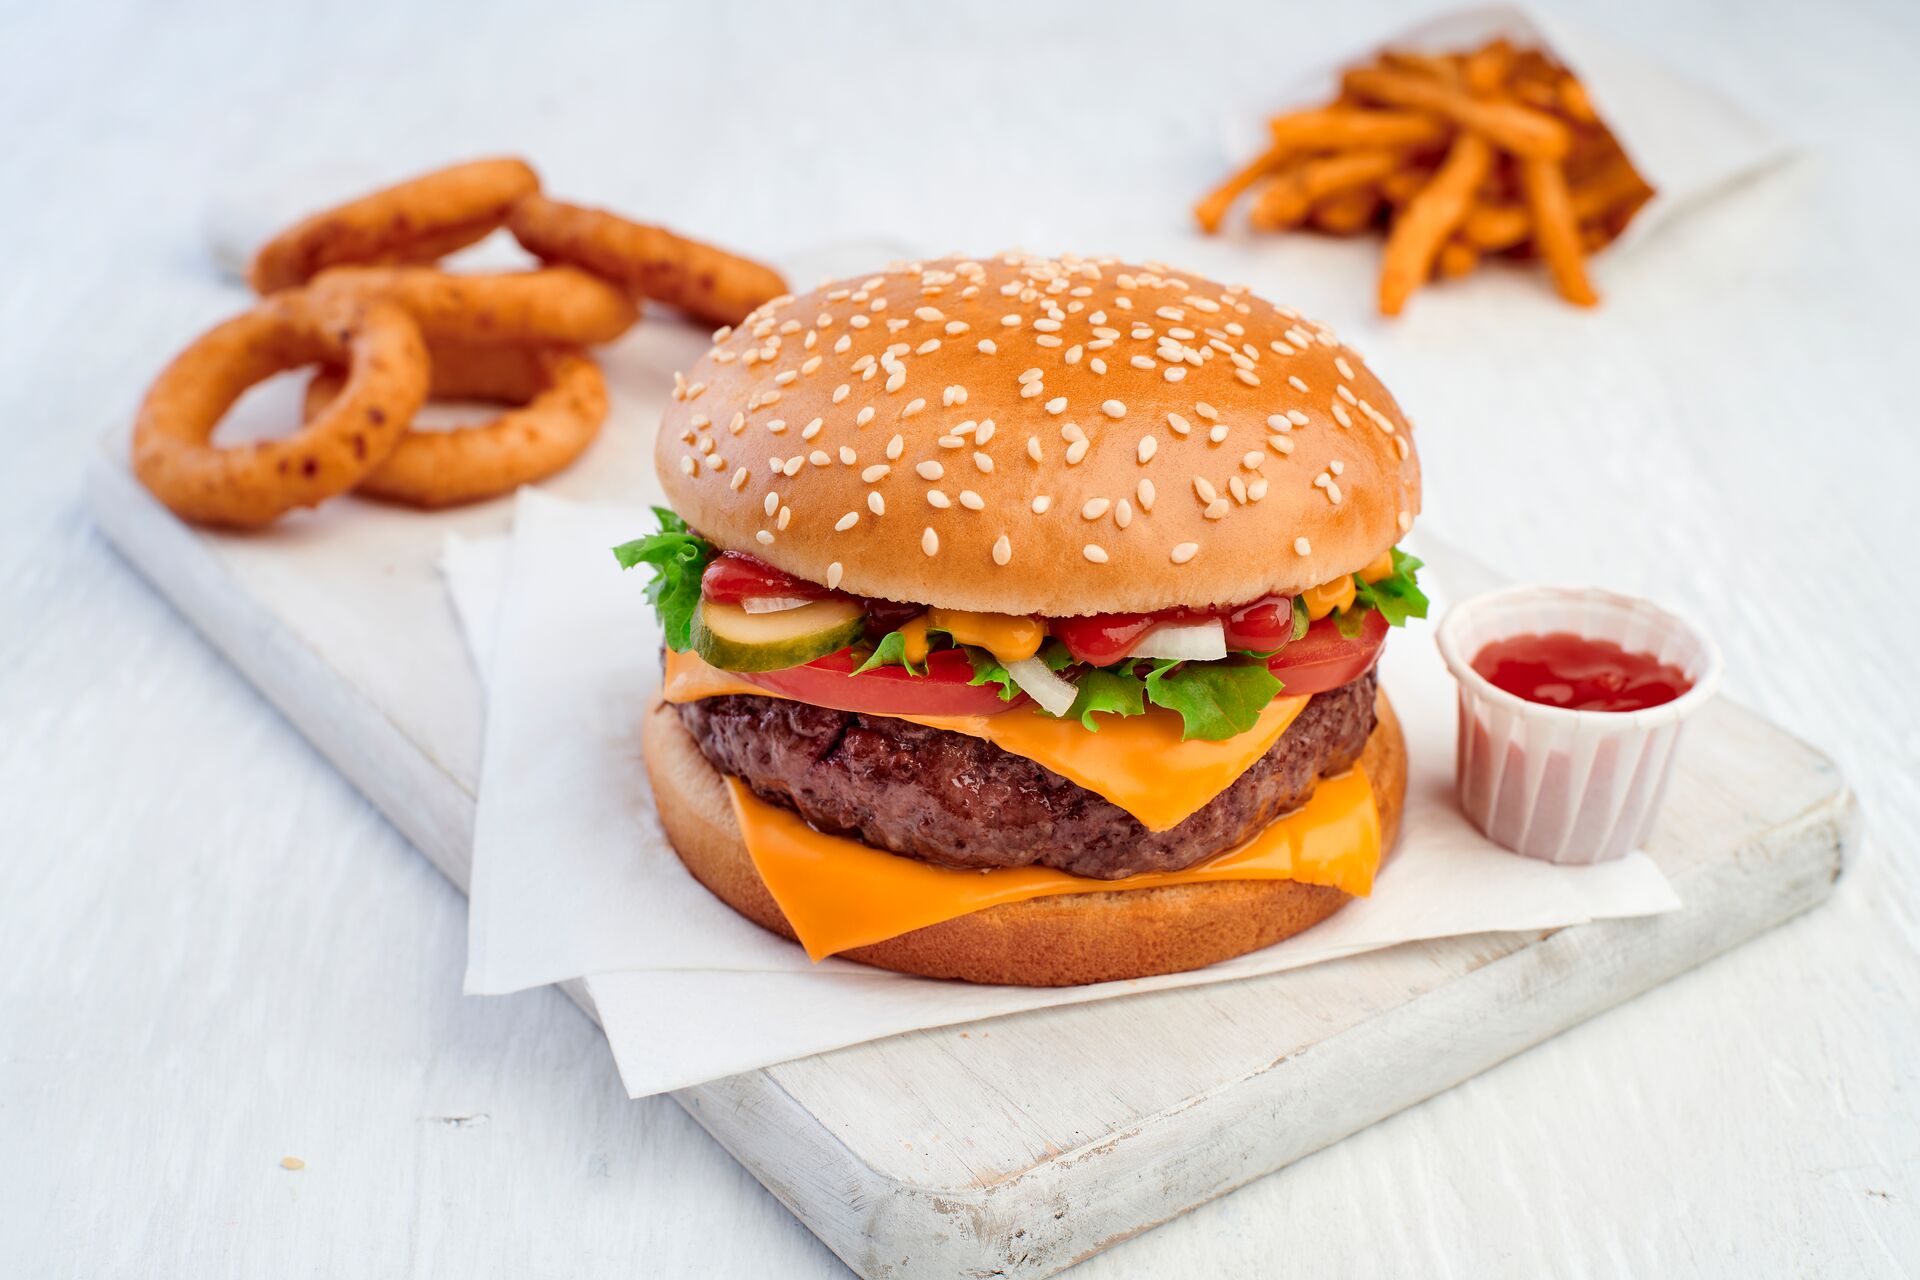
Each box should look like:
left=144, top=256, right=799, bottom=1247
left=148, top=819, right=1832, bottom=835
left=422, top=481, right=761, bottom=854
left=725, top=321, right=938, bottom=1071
left=447, top=490, right=1678, bottom=1098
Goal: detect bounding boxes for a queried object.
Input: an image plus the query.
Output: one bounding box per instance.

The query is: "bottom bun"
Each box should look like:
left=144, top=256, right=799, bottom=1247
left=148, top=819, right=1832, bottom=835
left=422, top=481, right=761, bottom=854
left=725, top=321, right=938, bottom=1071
left=642, top=690, right=1407, bottom=987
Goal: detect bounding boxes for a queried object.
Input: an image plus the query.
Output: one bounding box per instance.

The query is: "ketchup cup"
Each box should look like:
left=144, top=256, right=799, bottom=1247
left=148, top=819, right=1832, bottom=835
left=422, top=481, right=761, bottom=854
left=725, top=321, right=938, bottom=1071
left=1436, top=586, right=1723, bottom=865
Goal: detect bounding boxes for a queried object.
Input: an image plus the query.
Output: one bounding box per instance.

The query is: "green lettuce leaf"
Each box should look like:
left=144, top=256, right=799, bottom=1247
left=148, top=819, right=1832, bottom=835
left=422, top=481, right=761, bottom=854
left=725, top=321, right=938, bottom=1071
left=1351, top=547, right=1429, bottom=627
left=851, top=629, right=924, bottom=676
left=1143, top=657, right=1284, bottom=742
left=1062, top=667, right=1147, bottom=730
left=611, top=507, right=713, bottom=651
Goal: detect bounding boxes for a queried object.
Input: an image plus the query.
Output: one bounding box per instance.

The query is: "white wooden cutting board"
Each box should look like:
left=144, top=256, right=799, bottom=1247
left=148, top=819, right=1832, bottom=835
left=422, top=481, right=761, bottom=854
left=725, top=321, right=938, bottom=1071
left=86, top=309, right=1856, bottom=1280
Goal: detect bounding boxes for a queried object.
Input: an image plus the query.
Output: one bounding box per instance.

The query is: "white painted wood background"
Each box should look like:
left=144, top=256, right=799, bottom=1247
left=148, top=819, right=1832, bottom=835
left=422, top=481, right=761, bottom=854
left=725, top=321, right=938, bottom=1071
left=2, top=0, right=1915, bottom=1275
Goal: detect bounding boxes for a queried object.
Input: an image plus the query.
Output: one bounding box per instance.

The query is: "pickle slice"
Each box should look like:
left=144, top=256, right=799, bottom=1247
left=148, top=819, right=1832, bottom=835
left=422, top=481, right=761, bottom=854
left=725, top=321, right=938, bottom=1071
left=690, top=598, right=866, bottom=672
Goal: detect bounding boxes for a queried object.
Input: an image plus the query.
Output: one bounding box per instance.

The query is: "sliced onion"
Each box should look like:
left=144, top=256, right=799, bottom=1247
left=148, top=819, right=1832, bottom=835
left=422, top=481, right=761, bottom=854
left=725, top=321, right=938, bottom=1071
left=1005, top=656, right=1078, bottom=717
left=738, top=595, right=818, bottom=614
left=1127, top=618, right=1227, bottom=662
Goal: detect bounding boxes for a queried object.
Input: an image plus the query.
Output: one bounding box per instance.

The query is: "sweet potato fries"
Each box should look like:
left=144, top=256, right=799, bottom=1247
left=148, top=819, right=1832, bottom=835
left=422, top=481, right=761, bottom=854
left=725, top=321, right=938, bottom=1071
left=1196, top=40, right=1653, bottom=314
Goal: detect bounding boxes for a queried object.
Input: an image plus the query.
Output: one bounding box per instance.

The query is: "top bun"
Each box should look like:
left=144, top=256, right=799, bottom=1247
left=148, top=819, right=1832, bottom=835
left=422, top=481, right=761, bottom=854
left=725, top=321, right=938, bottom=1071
left=656, top=254, right=1421, bottom=615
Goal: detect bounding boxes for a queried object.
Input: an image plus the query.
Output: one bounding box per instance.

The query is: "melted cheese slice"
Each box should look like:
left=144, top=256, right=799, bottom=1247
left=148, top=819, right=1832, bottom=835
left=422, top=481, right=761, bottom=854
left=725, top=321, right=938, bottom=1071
left=662, top=648, right=1308, bottom=832
left=725, top=768, right=1379, bottom=960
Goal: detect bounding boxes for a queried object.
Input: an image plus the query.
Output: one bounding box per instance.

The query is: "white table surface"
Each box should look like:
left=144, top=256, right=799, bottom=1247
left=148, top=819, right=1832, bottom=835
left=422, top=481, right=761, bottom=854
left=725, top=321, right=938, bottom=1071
left=3, top=0, right=1915, bottom=1274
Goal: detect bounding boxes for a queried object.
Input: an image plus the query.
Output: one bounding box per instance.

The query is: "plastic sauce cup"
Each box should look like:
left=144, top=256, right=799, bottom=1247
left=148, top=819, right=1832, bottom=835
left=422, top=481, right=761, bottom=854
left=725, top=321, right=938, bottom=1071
left=1435, top=586, right=1722, bottom=865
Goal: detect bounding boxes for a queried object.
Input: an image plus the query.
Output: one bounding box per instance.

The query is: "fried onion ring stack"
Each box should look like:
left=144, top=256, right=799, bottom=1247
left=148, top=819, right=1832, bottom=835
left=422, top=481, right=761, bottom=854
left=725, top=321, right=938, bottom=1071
left=131, top=156, right=789, bottom=526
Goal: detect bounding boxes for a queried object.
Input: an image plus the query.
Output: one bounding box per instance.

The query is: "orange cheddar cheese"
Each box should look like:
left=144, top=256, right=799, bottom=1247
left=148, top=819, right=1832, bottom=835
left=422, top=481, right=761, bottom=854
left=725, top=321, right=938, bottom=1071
left=661, top=648, right=1308, bottom=832
left=725, top=766, right=1380, bottom=960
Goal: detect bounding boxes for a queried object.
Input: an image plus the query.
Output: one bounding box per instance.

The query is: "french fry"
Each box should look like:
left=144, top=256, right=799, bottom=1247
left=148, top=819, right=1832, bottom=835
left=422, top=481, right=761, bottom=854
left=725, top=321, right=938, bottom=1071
left=1558, top=74, right=1599, bottom=124
left=1380, top=165, right=1434, bottom=206
left=1249, top=149, right=1401, bottom=231
left=1380, top=49, right=1462, bottom=83
left=1195, top=141, right=1289, bottom=234
left=1267, top=106, right=1450, bottom=151
left=1463, top=40, right=1514, bottom=96
left=1310, top=189, right=1383, bottom=236
left=1379, top=132, right=1493, bottom=315
left=1461, top=157, right=1651, bottom=252
left=1519, top=155, right=1597, bottom=305
left=1343, top=66, right=1570, bottom=159
left=1437, top=239, right=1481, bottom=278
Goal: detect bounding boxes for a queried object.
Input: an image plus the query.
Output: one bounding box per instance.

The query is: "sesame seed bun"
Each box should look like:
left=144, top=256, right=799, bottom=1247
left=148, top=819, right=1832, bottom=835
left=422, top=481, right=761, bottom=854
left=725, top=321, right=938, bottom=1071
left=641, top=691, right=1405, bottom=986
left=657, top=254, right=1421, bottom=615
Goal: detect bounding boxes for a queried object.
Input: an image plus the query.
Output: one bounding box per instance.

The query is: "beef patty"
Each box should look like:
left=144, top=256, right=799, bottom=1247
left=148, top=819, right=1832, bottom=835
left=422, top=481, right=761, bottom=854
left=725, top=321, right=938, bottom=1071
left=674, top=669, right=1377, bottom=879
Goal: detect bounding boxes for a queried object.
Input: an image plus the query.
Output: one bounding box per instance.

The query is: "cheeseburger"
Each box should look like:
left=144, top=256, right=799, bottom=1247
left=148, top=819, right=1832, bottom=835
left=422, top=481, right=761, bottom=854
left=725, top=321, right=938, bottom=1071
left=620, top=254, right=1425, bottom=986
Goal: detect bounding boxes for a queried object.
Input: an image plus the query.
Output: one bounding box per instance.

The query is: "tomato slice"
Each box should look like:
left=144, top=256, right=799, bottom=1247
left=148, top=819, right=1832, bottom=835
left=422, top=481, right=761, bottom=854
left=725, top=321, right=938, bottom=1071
left=701, top=552, right=831, bottom=605
left=1267, top=610, right=1388, bottom=696
left=740, top=647, right=1023, bottom=717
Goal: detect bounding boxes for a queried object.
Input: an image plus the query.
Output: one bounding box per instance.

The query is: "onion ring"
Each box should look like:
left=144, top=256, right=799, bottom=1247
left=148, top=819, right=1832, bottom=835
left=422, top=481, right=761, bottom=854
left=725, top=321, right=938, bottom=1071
left=249, top=157, right=540, bottom=294
left=308, top=265, right=640, bottom=346
left=132, top=293, right=430, bottom=527
left=304, top=342, right=608, bottom=509
left=506, top=194, right=787, bottom=327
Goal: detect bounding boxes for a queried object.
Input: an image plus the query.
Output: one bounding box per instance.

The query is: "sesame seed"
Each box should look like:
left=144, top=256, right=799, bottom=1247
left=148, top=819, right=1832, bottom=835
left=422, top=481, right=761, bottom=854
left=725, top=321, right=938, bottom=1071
left=916, top=460, right=945, bottom=481
left=1101, top=400, right=1126, bottom=419
left=730, top=412, right=746, bottom=433
left=1208, top=424, right=1229, bottom=444
left=938, top=435, right=966, bottom=449
left=1288, top=375, right=1310, bottom=393
left=1249, top=477, right=1269, bottom=500
left=1170, top=542, right=1199, bottom=564
left=773, top=370, right=797, bottom=386
left=972, top=452, right=993, bottom=473
left=1032, top=495, right=1053, bottom=514
left=993, top=534, right=1012, bottom=566
left=1137, top=478, right=1156, bottom=510
left=1046, top=397, right=1067, bottom=414
left=1033, top=317, right=1062, bottom=332
left=1396, top=436, right=1410, bottom=459
left=1064, top=344, right=1084, bottom=365
left=1001, top=314, right=1022, bottom=327
left=1399, top=509, right=1412, bottom=532
left=1229, top=476, right=1247, bottom=504
left=826, top=562, right=844, bottom=590
left=1235, top=369, right=1260, bottom=387
left=885, top=370, right=907, bottom=393
left=836, top=512, right=860, bottom=532
left=834, top=335, right=853, bottom=353
left=862, top=463, right=890, bottom=482
left=1268, top=435, right=1295, bottom=455
left=1195, top=402, right=1218, bottom=421
left=1167, top=412, right=1191, bottom=436
left=1295, top=536, right=1311, bottom=555
left=922, top=527, right=940, bottom=556
left=914, top=306, right=943, bottom=322
left=977, top=339, right=997, bottom=353
left=679, top=456, right=695, bottom=475
left=856, top=407, right=875, bottom=426
left=1083, top=544, right=1109, bottom=564
left=809, top=450, right=831, bottom=466
left=1065, top=439, right=1089, bottom=465
left=1267, top=414, right=1291, bottom=432
left=946, top=321, right=970, bottom=335
left=1035, top=334, right=1063, bottom=348
left=1115, top=499, right=1133, bottom=529
left=1082, top=497, right=1110, bottom=520
left=900, top=398, right=926, bottom=419
left=1091, top=357, right=1108, bottom=374
left=960, top=489, right=985, bottom=510
left=730, top=467, right=749, bottom=490
left=1130, top=355, right=1155, bottom=370
left=839, top=445, right=857, bottom=465
left=1136, top=435, right=1158, bottom=464
left=1242, top=451, right=1264, bottom=469
left=755, top=529, right=774, bottom=545
left=868, top=492, right=886, bottom=515
left=1194, top=477, right=1217, bottom=503
left=765, top=419, right=788, bottom=435
left=1332, top=403, right=1353, bottom=428
left=777, top=505, right=792, bottom=529
left=1021, top=382, right=1045, bottom=400
left=1328, top=482, right=1343, bottom=504
left=1204, top=498, right=1229, bottom=519
left=1335, top=356, right=1355, bottom=380
left=763, top=492, right=780, bottom=517
left=1287, top=409, right=1310, bottom=427
left=916, top=340, right=940, bottom=355
left=1337, top=384, right=1358, bottom=406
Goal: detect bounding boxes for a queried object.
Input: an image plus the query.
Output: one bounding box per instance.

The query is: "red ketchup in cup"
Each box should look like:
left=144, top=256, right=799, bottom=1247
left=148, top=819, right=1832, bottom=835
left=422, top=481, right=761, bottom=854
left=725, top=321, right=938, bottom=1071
left=1471, top=633, right=1692, bottom=713
left=1437, top=589, right=1721, bottom=865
